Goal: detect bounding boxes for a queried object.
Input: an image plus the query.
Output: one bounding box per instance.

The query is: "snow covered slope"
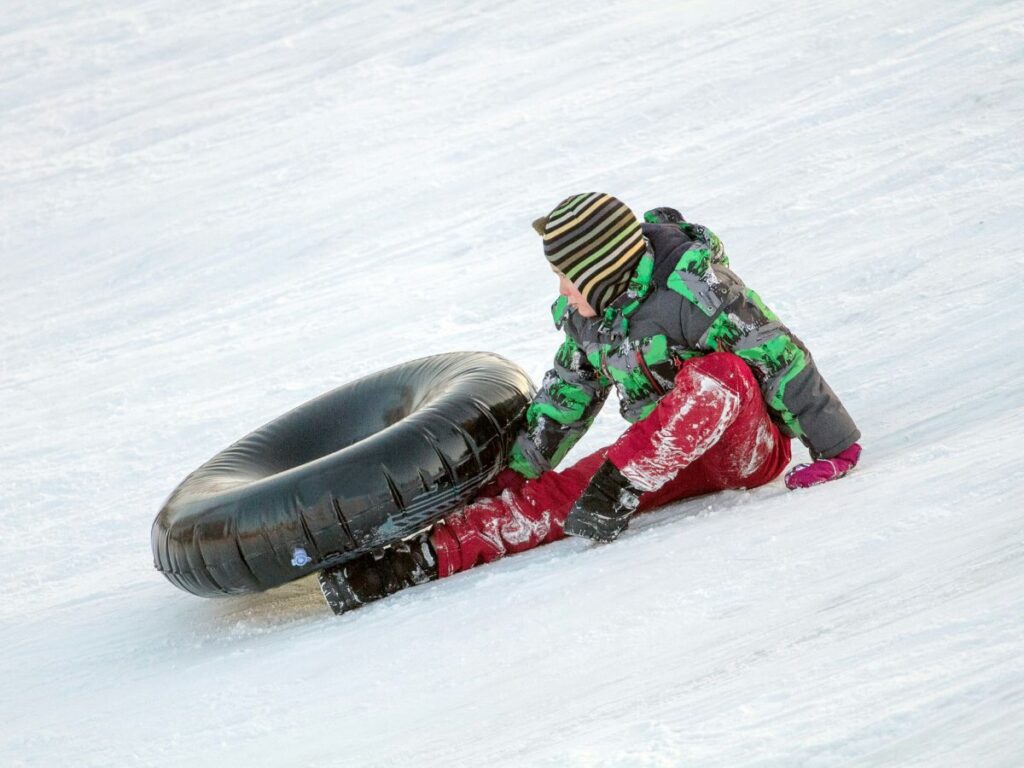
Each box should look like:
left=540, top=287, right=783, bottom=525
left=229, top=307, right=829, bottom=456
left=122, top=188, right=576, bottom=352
left=2, top=0, right=1023, bottom=765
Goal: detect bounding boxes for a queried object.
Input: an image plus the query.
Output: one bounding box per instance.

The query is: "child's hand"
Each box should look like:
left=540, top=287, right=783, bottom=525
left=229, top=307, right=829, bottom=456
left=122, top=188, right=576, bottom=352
left=785, top=443, right=861, bottom=490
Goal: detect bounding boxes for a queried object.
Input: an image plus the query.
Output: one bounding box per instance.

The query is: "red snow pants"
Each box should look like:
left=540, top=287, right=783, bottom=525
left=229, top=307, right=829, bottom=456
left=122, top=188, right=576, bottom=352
left=430, top=352, right=792, bottom=577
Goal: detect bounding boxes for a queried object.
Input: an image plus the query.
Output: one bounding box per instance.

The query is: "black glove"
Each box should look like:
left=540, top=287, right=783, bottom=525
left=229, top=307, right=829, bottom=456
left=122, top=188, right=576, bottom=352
left=563, top=460, right=643, bottom=543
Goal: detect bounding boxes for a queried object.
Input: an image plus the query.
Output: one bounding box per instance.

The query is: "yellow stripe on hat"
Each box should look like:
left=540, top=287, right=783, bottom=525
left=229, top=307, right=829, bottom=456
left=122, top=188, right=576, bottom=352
left=574, top=226, right=643, bottom=285
left=566, top=217, right=639, bottom=279
left=546, top=207, right=635, bottom=264
left=579, top=238, right=646, bottom=302
left=549, top=193, right=591, bottom=219
left=543, top=194, right=613, bottom=241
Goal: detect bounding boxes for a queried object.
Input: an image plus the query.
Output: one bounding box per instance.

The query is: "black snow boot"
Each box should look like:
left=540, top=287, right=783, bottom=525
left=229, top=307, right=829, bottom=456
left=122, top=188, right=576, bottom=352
left=318, top=531, right=438, bottom=616
left=563, top=459, right=644, bottom=543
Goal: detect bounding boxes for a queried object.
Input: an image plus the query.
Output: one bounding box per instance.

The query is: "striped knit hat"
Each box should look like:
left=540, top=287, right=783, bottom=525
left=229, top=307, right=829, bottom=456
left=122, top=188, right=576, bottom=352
left=533, top=193, right=646, bottom=314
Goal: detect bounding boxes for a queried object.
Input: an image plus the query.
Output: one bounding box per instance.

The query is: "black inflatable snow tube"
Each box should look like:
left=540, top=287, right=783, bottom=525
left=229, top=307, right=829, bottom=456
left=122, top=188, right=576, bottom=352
left=152, top=352, right=535, bottom=597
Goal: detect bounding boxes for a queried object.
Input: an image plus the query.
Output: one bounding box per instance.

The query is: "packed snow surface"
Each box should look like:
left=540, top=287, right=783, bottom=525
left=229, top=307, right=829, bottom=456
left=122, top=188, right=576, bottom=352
left=2, top=1, right=1023, bottom=765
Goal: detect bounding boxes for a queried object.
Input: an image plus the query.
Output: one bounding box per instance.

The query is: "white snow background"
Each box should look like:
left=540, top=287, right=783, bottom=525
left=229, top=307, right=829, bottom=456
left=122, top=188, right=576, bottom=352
left=2, top=0, right=1023, bottom=766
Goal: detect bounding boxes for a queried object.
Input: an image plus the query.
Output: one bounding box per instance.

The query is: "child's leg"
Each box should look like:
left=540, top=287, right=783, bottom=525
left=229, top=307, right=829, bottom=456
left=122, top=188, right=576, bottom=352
left=431, top=353, right=790, bottom=576
left=431, top=450, right=607, bottom=576
left=630, top=354, right=790, bottom=512
left=616, top=352, right=792, bottom=508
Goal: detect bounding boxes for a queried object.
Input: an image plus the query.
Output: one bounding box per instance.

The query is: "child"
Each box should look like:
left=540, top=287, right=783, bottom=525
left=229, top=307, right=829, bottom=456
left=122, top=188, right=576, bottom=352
left=319, top=193, right=861, bottom=615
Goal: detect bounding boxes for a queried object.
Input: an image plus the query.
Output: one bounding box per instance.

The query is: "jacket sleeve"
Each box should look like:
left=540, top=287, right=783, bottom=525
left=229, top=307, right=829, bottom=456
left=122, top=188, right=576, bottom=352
left=668, top=239, right=861, bottom=460
left=508, top=333, right=611, bottom=478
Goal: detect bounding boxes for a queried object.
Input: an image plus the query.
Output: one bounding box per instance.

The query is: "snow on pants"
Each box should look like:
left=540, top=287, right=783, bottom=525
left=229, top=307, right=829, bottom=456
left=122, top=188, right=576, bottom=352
left=430, top=352, right=792, bottom=577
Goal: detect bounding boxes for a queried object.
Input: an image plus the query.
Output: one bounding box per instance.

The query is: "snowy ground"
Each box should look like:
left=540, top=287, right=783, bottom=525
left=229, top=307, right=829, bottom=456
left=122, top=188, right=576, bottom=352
left=2, top=0, right=1024, bottom=765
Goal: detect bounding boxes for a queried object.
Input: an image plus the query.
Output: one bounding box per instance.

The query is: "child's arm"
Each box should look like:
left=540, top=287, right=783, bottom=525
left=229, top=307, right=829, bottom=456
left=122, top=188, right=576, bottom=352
left=507, top=334, right=610, bottom=479
left=666, top=236, right=860, bottom=462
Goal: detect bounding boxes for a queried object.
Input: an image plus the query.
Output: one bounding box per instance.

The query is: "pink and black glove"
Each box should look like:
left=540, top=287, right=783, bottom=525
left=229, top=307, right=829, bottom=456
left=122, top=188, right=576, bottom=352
left=476, top=467, right=528, bottom=499
left=784, top=443, right=862, bottom=490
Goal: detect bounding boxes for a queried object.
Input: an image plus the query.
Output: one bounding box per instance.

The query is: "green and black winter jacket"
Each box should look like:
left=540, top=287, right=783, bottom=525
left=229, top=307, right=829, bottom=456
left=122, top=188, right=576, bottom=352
left=508, top=211, right=861, bottom=479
